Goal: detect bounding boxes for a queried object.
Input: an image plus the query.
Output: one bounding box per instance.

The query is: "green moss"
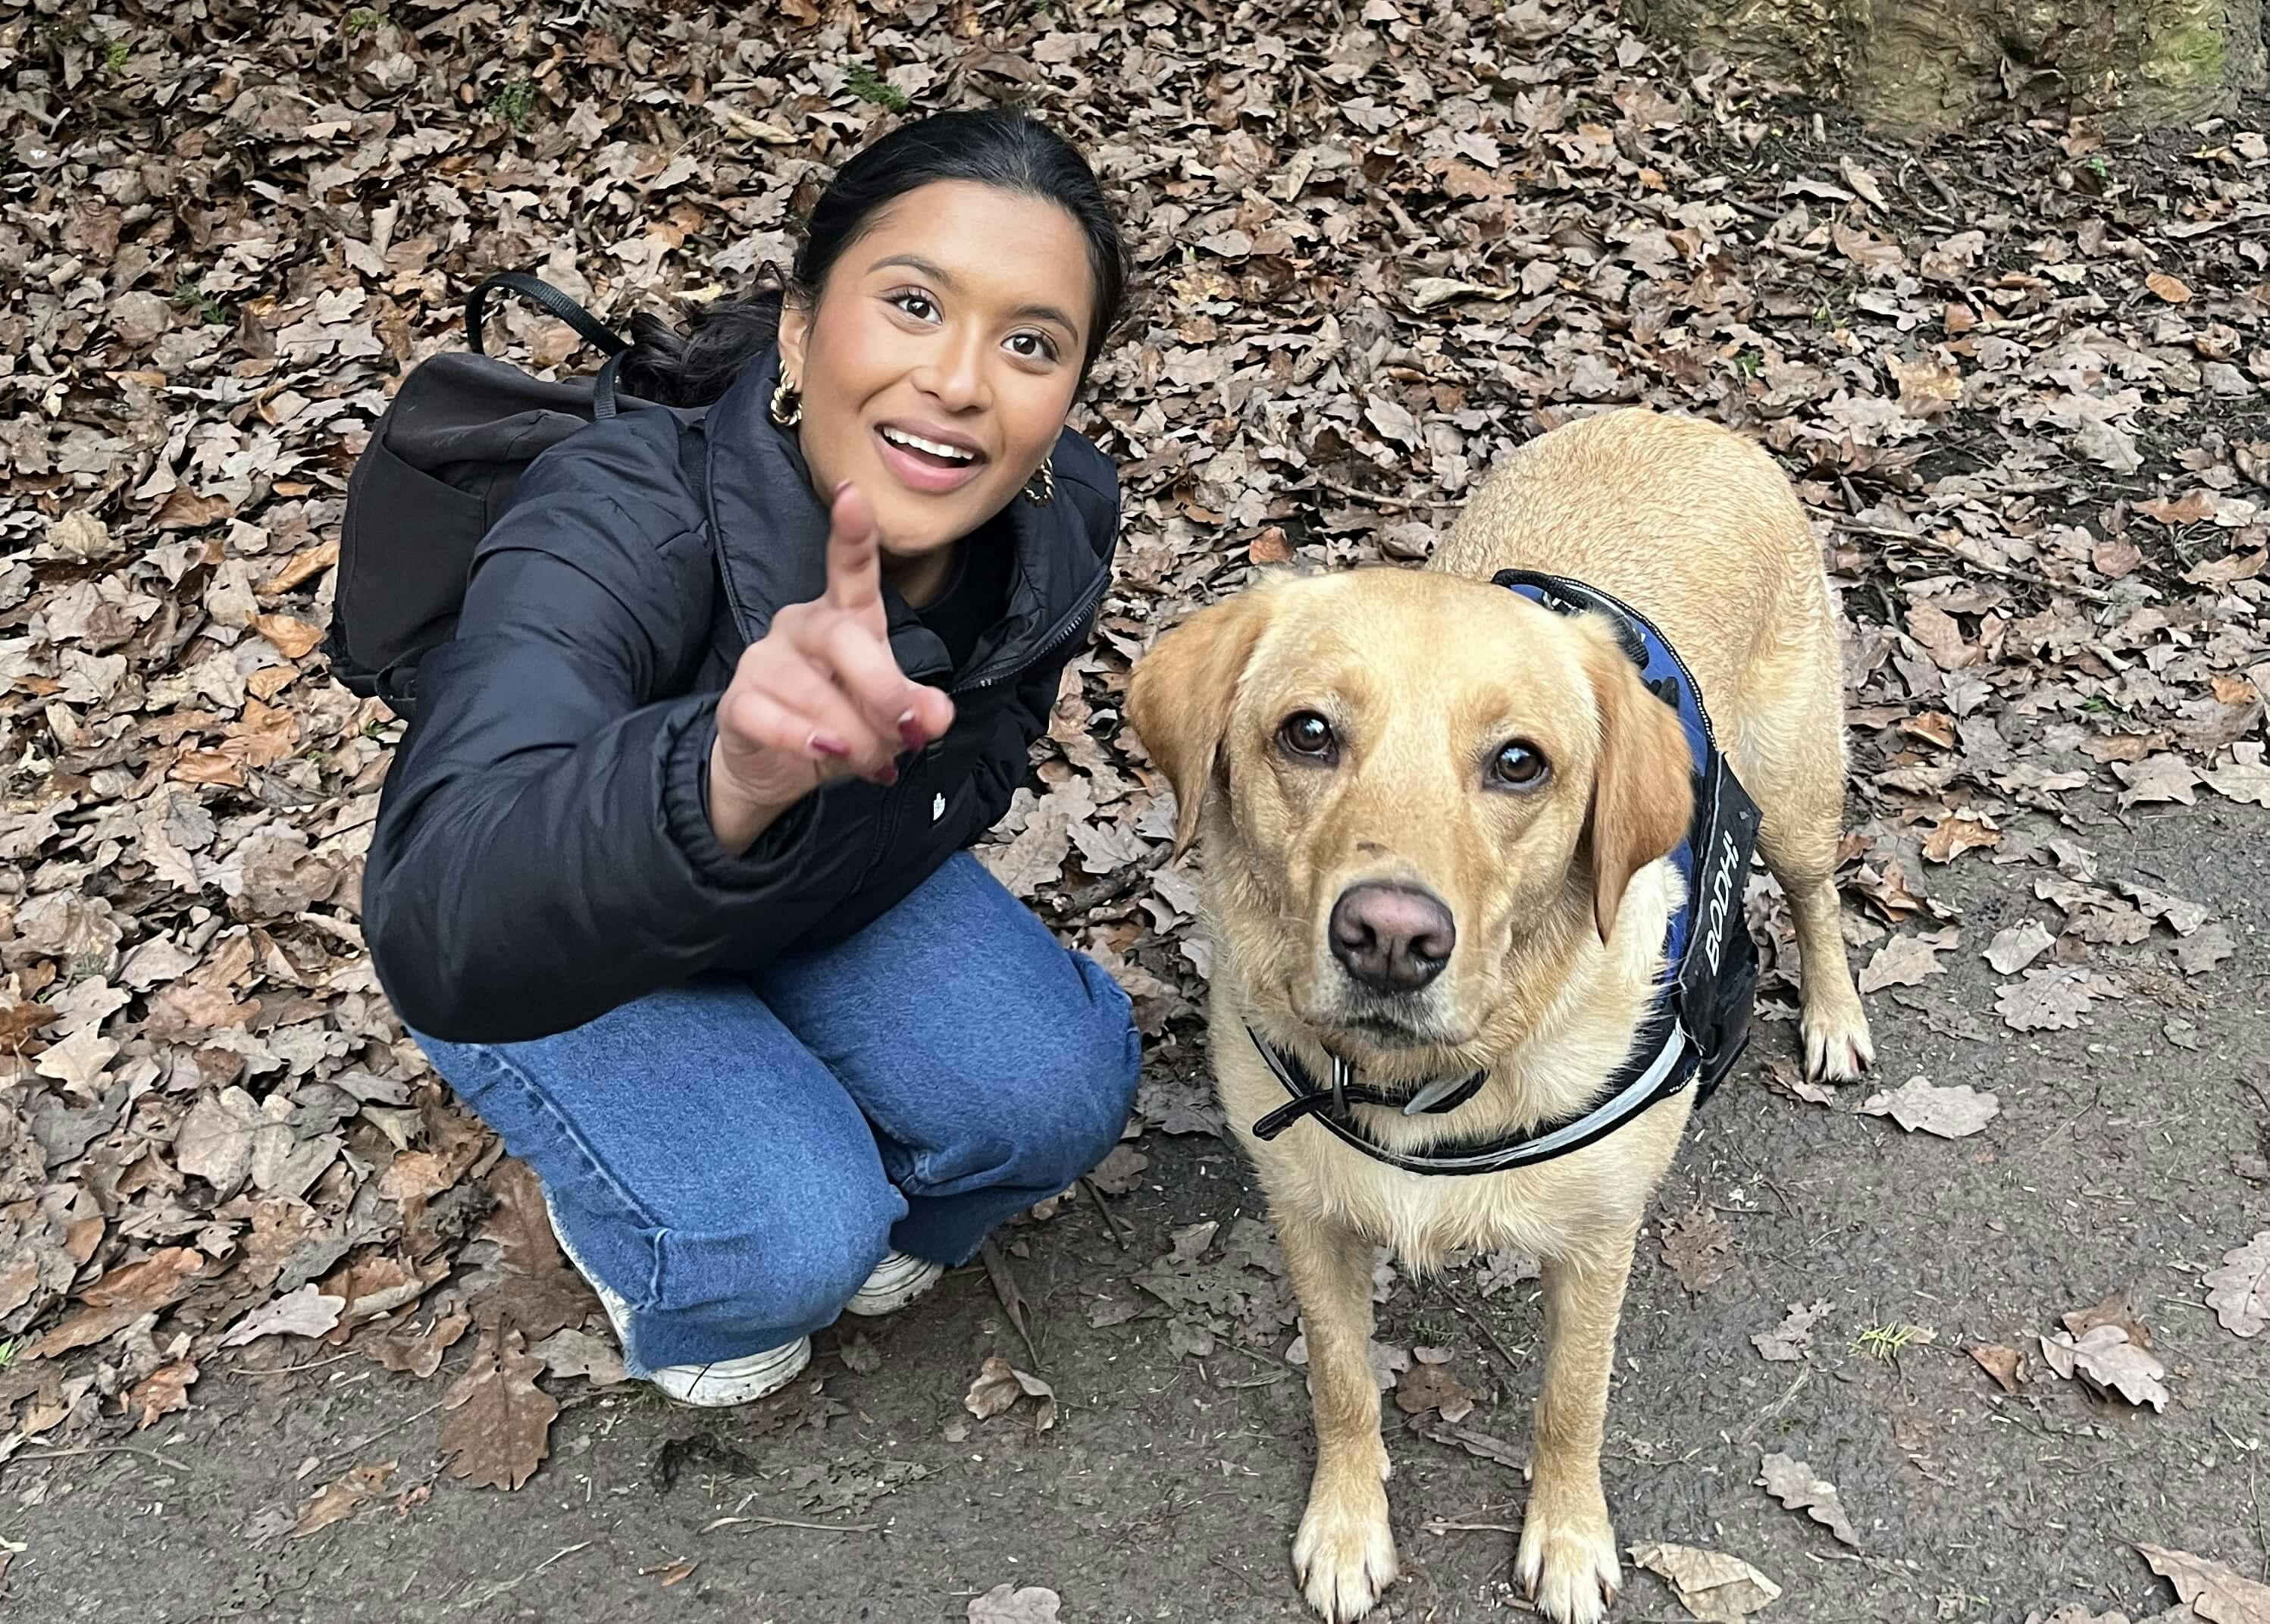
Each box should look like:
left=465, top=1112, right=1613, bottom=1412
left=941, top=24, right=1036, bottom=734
left=2141, top=14, right=2228, bottom=86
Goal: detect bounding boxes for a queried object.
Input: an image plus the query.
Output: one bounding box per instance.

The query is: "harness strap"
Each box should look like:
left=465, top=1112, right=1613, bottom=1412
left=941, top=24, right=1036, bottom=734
left=1248, top=1008, right=1695, bottom=1177
left=1249, top=1040, right=1487, bottom=1141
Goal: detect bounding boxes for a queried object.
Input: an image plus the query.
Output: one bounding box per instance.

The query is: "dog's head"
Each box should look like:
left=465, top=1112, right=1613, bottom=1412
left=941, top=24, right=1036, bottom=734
left=1127, top=568, right=1693, bottom=1064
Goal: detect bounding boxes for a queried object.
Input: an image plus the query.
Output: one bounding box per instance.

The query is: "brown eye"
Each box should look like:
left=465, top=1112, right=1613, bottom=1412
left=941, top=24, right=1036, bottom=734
left=1278, top=711, right=1336, bottom=762
left=1491, top=740, right=1549, bottom=789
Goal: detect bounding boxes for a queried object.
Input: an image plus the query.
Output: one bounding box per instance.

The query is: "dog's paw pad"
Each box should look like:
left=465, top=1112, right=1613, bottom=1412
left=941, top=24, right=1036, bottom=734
left=1294, top=1491, right=1398, bottom=1623
left=1517, top=1513, right=1620, bottom=1624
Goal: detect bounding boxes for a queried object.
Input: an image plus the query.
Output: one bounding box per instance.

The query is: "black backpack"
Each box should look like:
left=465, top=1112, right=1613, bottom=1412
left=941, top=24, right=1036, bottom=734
left=327, top=273, right=700, bottom=715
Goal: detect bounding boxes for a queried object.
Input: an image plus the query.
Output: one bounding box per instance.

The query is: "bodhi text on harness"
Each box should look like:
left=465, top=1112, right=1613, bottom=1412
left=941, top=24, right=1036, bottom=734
left=1245, top=568, right=1763, bottom=1177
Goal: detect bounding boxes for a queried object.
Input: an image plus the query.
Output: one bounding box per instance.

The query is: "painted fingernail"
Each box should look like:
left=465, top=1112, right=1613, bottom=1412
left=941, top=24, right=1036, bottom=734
left=808, top=732, right=852, bottom=759
left=833, top=479, right=853, bottom=499
left=897, top=710, right=928, bottom=750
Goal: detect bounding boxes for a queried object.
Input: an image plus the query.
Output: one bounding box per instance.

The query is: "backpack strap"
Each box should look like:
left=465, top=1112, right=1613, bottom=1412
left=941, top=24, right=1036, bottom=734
left=673, top=416, right=708, bottom=515
left=465, top=273, right=629, bottom=358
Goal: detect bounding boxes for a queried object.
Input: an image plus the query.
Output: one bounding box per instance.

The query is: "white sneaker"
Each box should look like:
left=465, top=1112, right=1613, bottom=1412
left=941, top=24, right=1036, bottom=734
left=844, top=1250, right=944, bottom=1318
left=543, top=1190, right=810, bottom=1407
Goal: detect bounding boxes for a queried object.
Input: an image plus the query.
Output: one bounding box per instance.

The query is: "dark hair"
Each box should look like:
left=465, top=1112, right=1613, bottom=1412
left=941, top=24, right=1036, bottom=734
left=618, top=110, right=1128, bottom=408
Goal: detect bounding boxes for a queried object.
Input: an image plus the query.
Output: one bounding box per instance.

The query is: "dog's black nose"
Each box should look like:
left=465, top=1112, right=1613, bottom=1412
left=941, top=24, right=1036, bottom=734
left=1329, top=884, right=1455, bottom=993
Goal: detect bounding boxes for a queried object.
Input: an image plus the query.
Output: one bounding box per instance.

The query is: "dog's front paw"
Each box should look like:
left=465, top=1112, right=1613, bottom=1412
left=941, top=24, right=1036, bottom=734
left=1293, top=1478, right=1398, bottom=1622
left=1802, top=994, right=1875, bottom=1084
left=1516, top=1496, right=1620, bottom=1624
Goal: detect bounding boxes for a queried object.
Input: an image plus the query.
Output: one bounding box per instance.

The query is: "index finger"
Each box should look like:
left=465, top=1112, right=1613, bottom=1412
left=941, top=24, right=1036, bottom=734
left=823, top=481, right=884, bottom=615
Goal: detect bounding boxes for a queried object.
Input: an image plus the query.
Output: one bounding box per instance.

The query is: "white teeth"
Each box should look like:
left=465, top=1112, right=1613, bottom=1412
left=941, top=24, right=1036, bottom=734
left=881, top=426, right=975, bottom=462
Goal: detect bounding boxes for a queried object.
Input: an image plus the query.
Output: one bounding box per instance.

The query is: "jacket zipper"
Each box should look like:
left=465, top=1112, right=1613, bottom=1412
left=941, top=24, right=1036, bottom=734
left=950, top=562, right=1113, bottom=696
left=853, top=557, right=1113, bottom=883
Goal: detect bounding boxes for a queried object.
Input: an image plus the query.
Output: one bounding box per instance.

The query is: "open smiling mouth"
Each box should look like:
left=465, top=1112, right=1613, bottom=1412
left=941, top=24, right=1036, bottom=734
left=875, top=423, right=988, bottom=495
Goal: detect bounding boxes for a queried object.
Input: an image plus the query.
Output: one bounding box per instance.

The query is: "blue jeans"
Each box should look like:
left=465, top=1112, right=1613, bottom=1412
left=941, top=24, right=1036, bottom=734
left=413, top=854, right=1141, bottom=1375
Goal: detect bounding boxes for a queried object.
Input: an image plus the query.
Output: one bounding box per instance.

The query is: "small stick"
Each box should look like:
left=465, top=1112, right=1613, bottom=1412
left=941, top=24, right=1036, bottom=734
left=0, top=1443, right=193, bottom=1479
left=1832, top=518, right=2115, bottom=605
left=1442, top=1283, right=1530, bottom=1375
left=324, top=1397, right=449, bottom=1466
left=978, top=1238, right=1041, bottom=1366
left=700, top=1513, right=878, bottom=1535
left=1424, top=1519, right=1522, bottom=1535
left=1080, top=1175, right=1133, bottom=1250
left=1308, top=474, right=1445, bottom=512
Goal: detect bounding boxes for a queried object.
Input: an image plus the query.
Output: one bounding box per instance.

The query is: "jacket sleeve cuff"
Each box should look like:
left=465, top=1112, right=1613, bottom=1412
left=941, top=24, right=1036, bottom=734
left=662, top=699, right=821, bottom=889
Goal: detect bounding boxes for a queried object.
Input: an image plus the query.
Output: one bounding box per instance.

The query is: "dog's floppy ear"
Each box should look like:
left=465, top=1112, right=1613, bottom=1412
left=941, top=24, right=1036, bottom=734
left=1126, top=590, right=1276, bottom=859
left=1578, top=617, right=1695, bottom=944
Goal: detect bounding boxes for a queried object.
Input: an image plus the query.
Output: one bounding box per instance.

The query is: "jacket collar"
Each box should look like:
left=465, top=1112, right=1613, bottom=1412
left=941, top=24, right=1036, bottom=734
left=702, top=347, right=1107, bottom=689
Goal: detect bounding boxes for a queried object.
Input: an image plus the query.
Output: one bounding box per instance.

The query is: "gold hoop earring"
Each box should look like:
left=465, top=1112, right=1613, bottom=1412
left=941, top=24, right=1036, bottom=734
left=1022, top=460, right=1055, bottom=506
left=769, top=375, right=802, bottom=428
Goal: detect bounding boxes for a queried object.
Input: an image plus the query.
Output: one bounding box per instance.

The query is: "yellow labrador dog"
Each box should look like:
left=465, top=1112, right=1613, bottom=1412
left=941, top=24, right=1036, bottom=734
left=1126, top=408, right=1874, bottom=1623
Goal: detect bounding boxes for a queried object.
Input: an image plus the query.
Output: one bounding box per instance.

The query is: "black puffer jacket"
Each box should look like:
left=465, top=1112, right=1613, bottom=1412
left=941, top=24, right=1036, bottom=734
left=364, top=348, right=1119, bottom=1044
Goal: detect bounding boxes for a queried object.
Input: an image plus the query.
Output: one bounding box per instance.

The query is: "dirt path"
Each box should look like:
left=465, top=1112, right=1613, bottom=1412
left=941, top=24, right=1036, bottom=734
left=9, top=799, right=2265, bottom=1624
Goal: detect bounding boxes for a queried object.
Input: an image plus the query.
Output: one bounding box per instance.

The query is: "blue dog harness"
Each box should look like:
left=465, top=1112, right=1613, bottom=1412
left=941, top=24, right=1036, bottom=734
left=1246, top=568, right=1764, bottom=1176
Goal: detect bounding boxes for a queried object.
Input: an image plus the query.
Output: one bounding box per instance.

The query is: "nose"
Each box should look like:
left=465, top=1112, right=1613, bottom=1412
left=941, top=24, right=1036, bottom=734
left=914, top=330, right=989, bottom=412
left=1329, top=884, right=1456, bottom=993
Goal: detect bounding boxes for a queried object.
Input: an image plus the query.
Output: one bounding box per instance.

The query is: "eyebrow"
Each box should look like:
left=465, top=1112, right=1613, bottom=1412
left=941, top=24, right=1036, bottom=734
left=866, top=253, right=1084, bottom=340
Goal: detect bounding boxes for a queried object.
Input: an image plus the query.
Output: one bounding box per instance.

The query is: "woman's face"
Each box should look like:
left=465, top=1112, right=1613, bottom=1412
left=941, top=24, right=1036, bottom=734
left=776, top=179, right=1096, bottom=560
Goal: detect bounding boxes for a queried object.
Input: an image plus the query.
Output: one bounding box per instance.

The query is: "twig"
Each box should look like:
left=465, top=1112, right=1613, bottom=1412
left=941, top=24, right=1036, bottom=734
left=2045, top=1081, right=2108, bottom=1143
left=324, top=1397, right=449, bottom=1466
left=978, top=1238, right=1041, bottom=1366
left=234, top=1349, right=359, bottom=1377
left=0, top=1443, right=193, bottom=1481
left=2237, top=1075, right=2270, bottom=1120
left=453, top=1541, right=590, bottom=1610
left=1079, top=1175, right=1133, bottom=1250
left=1307, top=474, right=1445, bottom=512
left=1733, top=1366, right=1813, bottom=1448
left=699, top=1513, right=878, bottom=1535
left=1833, top=518, right=2115, bottom=605
left=1425, top=1519, right=1523, bottom=1535
left=1442, top=1284, right=1531, bottom=1377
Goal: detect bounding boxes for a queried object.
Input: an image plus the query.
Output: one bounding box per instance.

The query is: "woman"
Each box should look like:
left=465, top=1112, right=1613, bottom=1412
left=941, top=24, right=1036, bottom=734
left=365, top=111, right=1139, bottom=1406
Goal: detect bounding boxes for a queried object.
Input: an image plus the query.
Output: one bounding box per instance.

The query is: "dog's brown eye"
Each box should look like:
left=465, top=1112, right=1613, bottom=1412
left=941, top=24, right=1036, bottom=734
left=1491, top=740, right=1549, bottom=789
left=1279, top=711, right=1336, bottom=761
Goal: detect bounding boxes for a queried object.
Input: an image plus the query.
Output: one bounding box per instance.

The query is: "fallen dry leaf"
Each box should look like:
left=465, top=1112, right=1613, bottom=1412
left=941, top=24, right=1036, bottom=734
left=2145, top=271, right=2193, bottom=302
left=2040, top=1324, right=2168, bottom=1411
left=963, top=1355, right=1057, bottom=1432
left=1758, top=1452, right=1858, bottom=1547
left=219, top=1283, right=346, bottom=1349
left=372, top=1312, right=471, bottom=1381
left=438, top=1327, right=559, bottom=1491
left=2201, top=743, right=2270, bottom=807
left=2062, top=1290, right=2153, bottom=1350
left=1968, top=1344, right=2025, bottom=1393
left=128, top=1360, right=199, bottom=1430
left=1629, top=1541, right=1783, bottom=1622
left=1752, top=1300, right=1831, bottom=1363
left=1985, top=921, right=2056, bottom=975
left=27, top=1248, right=205, bottom=1360
left=2112, top=754, right=2202, bottom=806
left=2136, top=1544, right=2270, bottom=1622
left=1394, top=1355, right=1475, bottom=1423
left=293, top=1460, right=396, bottom=1538
left=1858, top=932, right=1952, bottom=993
left=528, top=1327, right=628, bottom=1387
left=1661, top=1204, right=1736, bottom=1294
left=1860, top=1077, right=1999, bottom=1139
left=968, top=1585, right=1063, bottom=1624
left=1996, top=967, right=2122, bottom=1032
left=2204, top=1231, right=2270, bottom=1338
